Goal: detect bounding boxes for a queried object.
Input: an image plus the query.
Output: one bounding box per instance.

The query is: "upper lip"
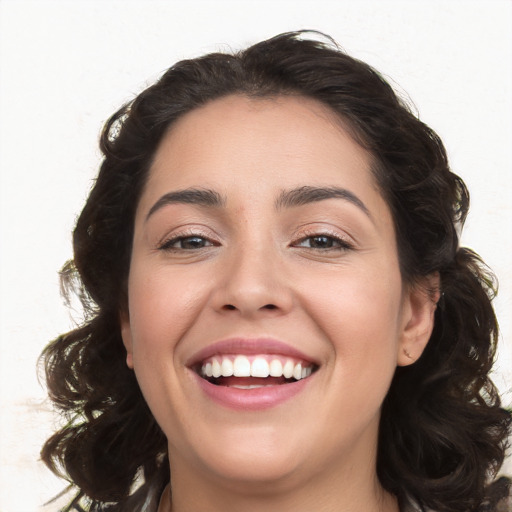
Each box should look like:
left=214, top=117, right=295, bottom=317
left=186, top=338, right=319, bottom=367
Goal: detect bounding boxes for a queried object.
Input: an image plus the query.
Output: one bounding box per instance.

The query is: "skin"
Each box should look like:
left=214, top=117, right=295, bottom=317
left=120, top=95, right=438, bottom=512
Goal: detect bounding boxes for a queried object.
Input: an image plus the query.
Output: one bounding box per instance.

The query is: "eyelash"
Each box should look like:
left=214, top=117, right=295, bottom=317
left=292, top=231, right=353, bottom=251
left=158, top=231, right=218, bottom=252
left=158, top=230, right=353, bottom=252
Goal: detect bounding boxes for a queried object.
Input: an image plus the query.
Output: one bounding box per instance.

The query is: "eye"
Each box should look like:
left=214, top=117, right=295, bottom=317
left=159, top=235, right=216, bottom=251
left=294, top=234, right=352, bottom=250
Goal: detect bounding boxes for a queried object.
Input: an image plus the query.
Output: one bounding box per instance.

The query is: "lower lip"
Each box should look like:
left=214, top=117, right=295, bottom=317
left=192, top=372, right=313, bottom=411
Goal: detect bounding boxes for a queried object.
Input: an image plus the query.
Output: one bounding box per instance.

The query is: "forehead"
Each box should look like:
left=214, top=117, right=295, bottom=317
left=142, top=94, right=382, bottom=211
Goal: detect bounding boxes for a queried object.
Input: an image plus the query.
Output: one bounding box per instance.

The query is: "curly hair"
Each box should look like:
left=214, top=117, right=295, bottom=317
left=41, top=31, right=511, bottom=511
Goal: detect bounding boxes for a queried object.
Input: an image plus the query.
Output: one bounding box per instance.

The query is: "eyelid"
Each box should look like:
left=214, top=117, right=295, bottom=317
left=156, top=226, right=220, bottom=251
left=290, top=226, right=355, bottom=250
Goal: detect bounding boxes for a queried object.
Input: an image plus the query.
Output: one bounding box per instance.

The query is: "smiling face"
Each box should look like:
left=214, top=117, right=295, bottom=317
left=121, top=94, right=436, bottom=500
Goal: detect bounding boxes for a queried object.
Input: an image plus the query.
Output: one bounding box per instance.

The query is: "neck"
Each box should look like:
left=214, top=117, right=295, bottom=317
left=164, top=451, right=399, bottom=512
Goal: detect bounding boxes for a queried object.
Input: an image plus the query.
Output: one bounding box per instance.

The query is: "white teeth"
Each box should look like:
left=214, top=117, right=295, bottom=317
left=221, top=357, right=234, bottom=377
left=200, top=355, right=314, bottom=381
left=233, top=355, right=251, bottom=377
left=212, top=358, right=221, bottom=378
left=269, top=359, right=283, bottom=377
left=251, top=357, right=270, bottom=378
left=283, top=360, right=294, bottom=379
left=231, top=384, right=270, bottom=389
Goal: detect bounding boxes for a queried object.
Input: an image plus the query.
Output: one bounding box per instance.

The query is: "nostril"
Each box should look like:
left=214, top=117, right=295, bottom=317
left=220, top=303, right=278, bottom=312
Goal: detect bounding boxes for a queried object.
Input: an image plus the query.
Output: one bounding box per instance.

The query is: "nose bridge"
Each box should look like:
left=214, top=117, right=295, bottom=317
left=213, top=236, right=292, bottom=316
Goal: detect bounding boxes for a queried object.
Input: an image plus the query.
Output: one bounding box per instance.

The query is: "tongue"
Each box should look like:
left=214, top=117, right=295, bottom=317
left=214, top=376, right=289, bottom=387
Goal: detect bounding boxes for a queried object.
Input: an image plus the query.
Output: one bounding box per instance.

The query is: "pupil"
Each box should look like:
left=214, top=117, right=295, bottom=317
left=183, top=237, right=204, bottom=249
left=312, top=236, right=332, bottom=248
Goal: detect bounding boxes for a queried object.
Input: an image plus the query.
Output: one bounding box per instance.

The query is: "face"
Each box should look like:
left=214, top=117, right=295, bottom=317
left=121, top=95, right=436, bottom=492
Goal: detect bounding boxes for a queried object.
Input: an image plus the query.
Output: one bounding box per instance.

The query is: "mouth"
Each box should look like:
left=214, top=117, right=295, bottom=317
left=187, top=338, right=319, bottom=410
left=195, top=354, right=317, bottom=389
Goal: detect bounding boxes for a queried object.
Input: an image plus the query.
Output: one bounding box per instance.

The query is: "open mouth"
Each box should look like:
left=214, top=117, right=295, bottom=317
left=195, top=354, right=317, bottom=389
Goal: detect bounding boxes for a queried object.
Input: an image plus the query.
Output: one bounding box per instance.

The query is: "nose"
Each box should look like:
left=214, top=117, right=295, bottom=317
left=210, top=245, right=293, bottom=318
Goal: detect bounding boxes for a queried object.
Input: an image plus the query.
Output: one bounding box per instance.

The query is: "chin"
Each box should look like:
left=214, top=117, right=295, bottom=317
left=203, top=453, right=303, bottom=491
left=182, top=424, right=308, bottom=486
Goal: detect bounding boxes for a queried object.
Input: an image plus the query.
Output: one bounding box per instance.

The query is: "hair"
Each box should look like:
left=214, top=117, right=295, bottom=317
left=41, top=31, right=511, bottom=511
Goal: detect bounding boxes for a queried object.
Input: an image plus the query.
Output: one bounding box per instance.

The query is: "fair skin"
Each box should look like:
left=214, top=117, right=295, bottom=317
left=121, top=94, right=438, bottom=512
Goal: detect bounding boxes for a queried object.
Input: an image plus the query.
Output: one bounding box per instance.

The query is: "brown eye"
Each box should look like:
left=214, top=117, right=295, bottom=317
left=160, top=236, right=214, bottom=251
left=295, top=235, right=350, bottom=250
left=307, top=236, right=336, bottom=249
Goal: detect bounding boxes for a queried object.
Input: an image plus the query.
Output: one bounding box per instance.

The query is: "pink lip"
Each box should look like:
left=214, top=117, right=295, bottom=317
left=187, top=337, right=317, bottom=367
left=191, top=371, right=313, bottom=411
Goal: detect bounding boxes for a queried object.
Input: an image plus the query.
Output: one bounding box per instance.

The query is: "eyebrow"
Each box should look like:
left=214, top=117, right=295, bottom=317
left=275, top=186, right=370, bottom=216
left=146, top=185, right=370, bottom=221
left=146, top=188, right=225, bottom=221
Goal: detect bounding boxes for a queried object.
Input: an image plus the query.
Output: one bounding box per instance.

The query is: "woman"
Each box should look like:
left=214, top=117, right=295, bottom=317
left=41, top=31, right=511, bottom=511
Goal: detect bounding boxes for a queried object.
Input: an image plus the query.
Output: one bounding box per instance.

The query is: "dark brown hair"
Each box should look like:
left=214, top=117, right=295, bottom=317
left=41, top=31, right=511, bottom=511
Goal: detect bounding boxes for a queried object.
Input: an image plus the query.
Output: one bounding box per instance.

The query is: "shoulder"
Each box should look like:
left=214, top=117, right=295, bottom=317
left=400, top=489, right=512, bottom=512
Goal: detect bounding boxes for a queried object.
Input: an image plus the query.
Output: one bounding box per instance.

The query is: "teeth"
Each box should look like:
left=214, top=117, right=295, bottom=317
left=221, top=357, right=234, bottom=377
left=283, top=360, right=294, bottom=379
left=251, top=357, right=270, bottom=378
left=233, top=355, right=251, bottom=377
left=231, top=384, right=271, bottom=389
left=269, top=359, right=283, bottom=377
left=200, top=355, right=314, bottom=381
left=212, top=358, right=221, bottom=378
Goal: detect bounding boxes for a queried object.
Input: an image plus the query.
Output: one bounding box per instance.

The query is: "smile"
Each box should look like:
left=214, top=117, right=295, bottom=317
left=188, top=338, right=319, bottom=410
left=199, top=354, right=315, bottom=387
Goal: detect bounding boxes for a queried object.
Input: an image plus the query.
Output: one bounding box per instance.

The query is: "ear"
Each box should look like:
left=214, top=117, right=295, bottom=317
left=397, top=272, right=440, bottom=367
left=119, top=310, right=134, bottom=369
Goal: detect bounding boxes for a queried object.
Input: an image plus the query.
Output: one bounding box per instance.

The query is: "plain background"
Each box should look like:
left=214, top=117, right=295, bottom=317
left=0, top=1, right=511, bottom=510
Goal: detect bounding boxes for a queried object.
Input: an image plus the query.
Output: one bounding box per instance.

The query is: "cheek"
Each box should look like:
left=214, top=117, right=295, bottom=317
left=277, top=262, right=405, bottom=458
left=124, top=264, right=214, bottom=433
left=300, top=263, right=403, bottom=379
left=127, top=264, right=209, bottom=364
